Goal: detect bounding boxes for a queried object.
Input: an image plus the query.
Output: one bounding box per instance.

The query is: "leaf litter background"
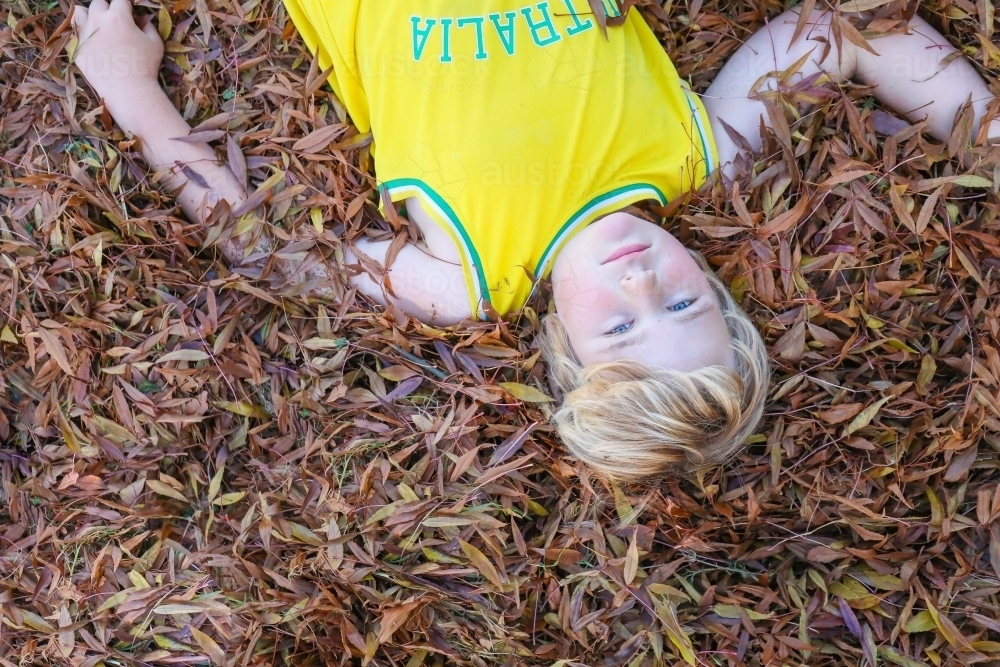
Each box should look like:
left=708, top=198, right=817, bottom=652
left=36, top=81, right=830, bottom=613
left=2, top=0, right=1000, bottom=663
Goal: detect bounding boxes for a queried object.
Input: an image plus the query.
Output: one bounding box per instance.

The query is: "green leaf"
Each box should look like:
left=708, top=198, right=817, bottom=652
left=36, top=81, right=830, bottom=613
left=879, top=646, right=929, bottom=667
left=904, top=610, right=936, bottom=633
left=153, top=604, right=204, bottom=615
left=712, top=604, right=774, bottom=620
left=301, top=336, right=347, bottom=350
left=952, top=174, right=993, bottom=188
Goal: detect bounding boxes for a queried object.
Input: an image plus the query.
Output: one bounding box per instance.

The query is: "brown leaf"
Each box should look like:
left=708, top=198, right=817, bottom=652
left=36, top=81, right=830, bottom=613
left=816, top=403, right=864, bottom=424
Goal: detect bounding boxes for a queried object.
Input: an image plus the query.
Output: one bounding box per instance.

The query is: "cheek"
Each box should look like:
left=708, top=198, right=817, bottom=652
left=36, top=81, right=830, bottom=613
left=552, top=259, right=607, bottom=306
left=559, top=276, right=614, bottom=311
left=660, top=259, right=709, bottom=291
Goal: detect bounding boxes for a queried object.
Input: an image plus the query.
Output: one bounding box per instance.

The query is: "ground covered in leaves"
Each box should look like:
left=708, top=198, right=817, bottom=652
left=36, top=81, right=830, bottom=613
left=2, top=0, right=1000, bottom=664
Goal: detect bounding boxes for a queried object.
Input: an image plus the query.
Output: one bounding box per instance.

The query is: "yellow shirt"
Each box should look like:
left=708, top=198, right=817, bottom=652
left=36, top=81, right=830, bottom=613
left=283, top=0, right=718, bottom=317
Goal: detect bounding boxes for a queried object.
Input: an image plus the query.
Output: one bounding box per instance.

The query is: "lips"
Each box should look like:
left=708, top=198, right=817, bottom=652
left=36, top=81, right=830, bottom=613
left=601, top=244, right=649, bottom=265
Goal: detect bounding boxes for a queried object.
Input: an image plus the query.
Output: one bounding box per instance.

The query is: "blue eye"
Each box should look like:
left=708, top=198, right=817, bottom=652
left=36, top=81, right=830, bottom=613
left=668, top=300, right=692, bottom=312
left=607, top=322, right=633, bottom=335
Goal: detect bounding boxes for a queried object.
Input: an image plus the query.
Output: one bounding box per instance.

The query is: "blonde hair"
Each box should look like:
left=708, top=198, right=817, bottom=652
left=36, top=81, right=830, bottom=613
left=540, top=251, right=770, bottom=483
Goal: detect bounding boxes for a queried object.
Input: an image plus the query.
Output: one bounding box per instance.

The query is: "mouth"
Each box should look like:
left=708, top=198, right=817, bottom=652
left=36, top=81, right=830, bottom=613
left=601, top=244, right=650, bottom=265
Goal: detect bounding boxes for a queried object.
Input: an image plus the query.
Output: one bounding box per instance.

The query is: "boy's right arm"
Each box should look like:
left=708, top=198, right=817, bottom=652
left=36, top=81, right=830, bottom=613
left=71, top=0, right=249, bottom=265
left=70, top=0, right=474, bottom=324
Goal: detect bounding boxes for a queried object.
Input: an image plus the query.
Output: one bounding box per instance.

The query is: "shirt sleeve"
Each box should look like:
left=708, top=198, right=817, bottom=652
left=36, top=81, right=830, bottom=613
left=281, top=0, right=370, bottom=133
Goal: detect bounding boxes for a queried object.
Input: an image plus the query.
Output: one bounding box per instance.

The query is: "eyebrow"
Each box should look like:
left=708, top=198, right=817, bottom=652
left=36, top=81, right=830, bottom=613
left=603, top=301, right=714, bottom=351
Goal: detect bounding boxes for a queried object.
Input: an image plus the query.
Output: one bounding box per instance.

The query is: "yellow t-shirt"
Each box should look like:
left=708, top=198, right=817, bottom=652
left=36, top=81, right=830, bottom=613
left=282, top=0, right=718, bottom=317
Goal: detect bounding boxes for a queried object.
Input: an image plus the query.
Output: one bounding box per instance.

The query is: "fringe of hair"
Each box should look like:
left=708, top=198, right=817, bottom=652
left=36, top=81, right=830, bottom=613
left=540, top=250, right=770, bottom=483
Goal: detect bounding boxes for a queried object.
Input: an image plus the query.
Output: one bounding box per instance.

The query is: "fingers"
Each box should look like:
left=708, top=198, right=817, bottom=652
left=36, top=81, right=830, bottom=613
left=71, top=4, right=88, bottom=31
left=88, top=0, right=109, bottom=17
left=108, top=0, right=132, bottom=17
left=142, top=19, right=161, bottom=42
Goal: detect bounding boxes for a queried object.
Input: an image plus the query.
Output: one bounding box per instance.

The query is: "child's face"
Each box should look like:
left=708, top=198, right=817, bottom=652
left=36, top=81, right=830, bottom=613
left=551, top=213, right=733, bottom=371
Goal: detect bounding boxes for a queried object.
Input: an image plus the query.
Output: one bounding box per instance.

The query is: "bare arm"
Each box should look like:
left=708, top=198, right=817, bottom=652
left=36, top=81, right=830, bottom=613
left=116, top=89, right=250, bottom=261
left=345, top=238, right=472, bottom=326
left=71, top=0, right=249, bottom=265
left=704, top=9, right=1000, bottom=178
left=70, top=0, right=474, bottom=324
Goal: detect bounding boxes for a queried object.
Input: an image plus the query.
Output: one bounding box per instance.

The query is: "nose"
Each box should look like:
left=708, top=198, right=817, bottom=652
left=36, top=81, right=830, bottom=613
left=620, top=269, right=657, bottom=297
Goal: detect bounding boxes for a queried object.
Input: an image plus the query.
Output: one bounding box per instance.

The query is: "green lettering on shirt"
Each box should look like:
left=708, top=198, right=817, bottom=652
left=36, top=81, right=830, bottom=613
left=411, top=16, right=437, bottom=61
left=457, top=16, right=488, bottom=59
left=488, top=12, right=517, bottom=56
left=521, top=2, right=561, bottom=47
left=561, top=0, right=593, bottom=36
left=440, top=18, right=453, bottom=63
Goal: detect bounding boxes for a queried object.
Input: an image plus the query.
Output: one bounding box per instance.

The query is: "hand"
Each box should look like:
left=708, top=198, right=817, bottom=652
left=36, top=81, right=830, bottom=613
left=70, top=0, right=164, bottom=119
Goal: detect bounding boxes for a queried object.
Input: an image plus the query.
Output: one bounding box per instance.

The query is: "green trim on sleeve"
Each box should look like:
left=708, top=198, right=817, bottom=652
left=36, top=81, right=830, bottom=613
left=381, top=178, right=490, bottom=318
left=680, top=85, right=715, bottom=179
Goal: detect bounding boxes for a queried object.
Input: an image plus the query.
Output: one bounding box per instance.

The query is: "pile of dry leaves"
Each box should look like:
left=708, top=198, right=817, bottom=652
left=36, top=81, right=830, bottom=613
left=2, top=0, right=1000, bottom=664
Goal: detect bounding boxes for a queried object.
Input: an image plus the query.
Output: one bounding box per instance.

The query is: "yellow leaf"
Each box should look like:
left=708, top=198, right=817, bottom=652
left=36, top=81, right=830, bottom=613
left=1, top=325, right=18, bottom=343
left=422, top=547, right=463, bottom=564
left=971, top=641, right=1000, bottom=652
left=846, top=397, right=890, bottom=435
left=289, top=522, right=325, bottom=547
left=924, top=599, right=972, bottom=649
left=127, top=570, right=150, bottom=589
left=93, top=415, right=133, bottom=443
left=154, top=633, right=196, bottom=652
left=253, top=168, right=286, bottom=196
left=156, top=349, right=210, bottom=363
left=624, top=533, right=638, bottom=585
left=146, top=479, right=189, bottom=503
left=20, top=609, right=56, bottom=633
left=157, top=5, right=172, bottom=41
left=190, top=625, right=226, bottom=666
left=498, top=382, right=553, bottom=403
left=214, top=400, right=270, bottom=419
left=93, top=239, right=102, bottom=269
left=378, top=365, right=419, bottom=382
left=612, top=483, right=635, bottom=525
left=459, top=539, right=504, bottom=588
left=212, top=491, right=246, bottom=506
left=916, top=355, right=936, bottom=395
left=808, top=569, right=828, bottom=592
left=366, top=499, right=407, bottom=525
left=653, top=600, right=696, bottom=666
left=96, top=588, right=135, bottom=613
left=396, top=482, right=419, bottom=502
left=310, top=207, right=324, bottom=233
left=526, top=498, right=549, bottom=516
left=712, top=603, right=774, bottom=620
left=208, top=465, right=224, bottom=503
left=927, top=488, right=943, bottom=527
left=280, top=597, right=309, bottom=623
